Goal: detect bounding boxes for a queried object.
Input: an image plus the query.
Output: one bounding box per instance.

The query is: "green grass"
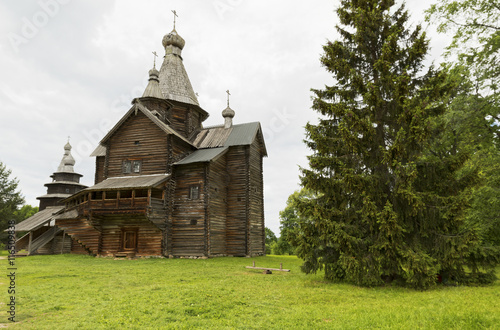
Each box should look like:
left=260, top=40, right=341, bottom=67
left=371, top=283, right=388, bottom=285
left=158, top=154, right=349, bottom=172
left=1, top=255, right=499, bottom=329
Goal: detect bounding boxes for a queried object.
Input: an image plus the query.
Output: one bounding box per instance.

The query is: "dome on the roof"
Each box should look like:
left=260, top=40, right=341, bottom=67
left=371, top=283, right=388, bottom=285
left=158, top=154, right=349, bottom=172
left=162, top=29, right=185, bottom=50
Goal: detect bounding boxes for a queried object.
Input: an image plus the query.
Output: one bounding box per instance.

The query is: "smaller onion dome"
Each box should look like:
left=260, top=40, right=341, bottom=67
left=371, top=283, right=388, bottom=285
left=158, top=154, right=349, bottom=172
left=222, top=106, right=235, bottom=129
left=142, top=64, right=164, bottom=99
left=57, top=141, right=75, bottom=172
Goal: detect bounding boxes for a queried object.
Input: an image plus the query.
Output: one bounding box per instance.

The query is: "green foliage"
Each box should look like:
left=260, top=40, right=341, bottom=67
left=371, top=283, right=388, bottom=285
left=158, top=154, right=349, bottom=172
left=426, top=0, right=500, bottom=279
left=426, top=0, right=499, bottom=93
left=4, top=255, right=500, bottom=328
left=426, top=0, right=499, bottom=133
left=13, top=204, right=39, bottom=222
left=0, top=162, right=25, bottom=244
left=297, top=0, right=482, bottom=289
left=265, top=227, right=277, bottom=254
left=275, top=189, right=316, bottom=255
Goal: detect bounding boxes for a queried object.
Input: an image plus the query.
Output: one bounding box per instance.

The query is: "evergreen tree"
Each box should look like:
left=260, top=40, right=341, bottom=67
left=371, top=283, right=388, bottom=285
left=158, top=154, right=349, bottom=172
left=0, top=162, right=25, bottom=244
left=296, top=0, right=473, bottom=288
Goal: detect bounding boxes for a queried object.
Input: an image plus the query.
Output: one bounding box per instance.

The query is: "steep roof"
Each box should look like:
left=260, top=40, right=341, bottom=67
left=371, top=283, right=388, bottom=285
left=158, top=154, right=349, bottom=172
left=193, top=122, right=268, bottom=156
left=89, top=101, right=194, bottom=157
left=12, top=206, right=64, bottom=232
left=159, top=29, right=200, bottom=106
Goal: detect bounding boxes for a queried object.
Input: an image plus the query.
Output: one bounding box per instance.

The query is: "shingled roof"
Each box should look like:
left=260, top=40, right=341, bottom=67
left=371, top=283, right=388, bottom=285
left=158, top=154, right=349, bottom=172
left=13, top=206, right=64, bottom=232
left=193, top=122, right=268, bottom=156
left=159, top=29, right=200, bottom=106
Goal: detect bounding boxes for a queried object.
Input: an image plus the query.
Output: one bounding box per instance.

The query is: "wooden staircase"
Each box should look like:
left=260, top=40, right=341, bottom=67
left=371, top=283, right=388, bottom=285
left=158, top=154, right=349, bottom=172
left=56, top=218, right=101, bottom=255
left=27, top=227, right=62, bottom=255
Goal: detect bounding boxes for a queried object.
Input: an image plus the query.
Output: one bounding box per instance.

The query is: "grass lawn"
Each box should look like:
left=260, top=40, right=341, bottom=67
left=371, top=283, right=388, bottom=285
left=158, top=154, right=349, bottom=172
left=1, top=254, right=499, bottom=329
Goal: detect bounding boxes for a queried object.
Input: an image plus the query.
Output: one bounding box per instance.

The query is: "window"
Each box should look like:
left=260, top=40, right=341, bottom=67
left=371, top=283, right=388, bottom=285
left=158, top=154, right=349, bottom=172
left=122, top=160, right=142, bottom=174
left=122, top=160, right=132, bottom=173
left=189, top=186, right=199, bottom=200
left=132, top=160, right=142, bottom=173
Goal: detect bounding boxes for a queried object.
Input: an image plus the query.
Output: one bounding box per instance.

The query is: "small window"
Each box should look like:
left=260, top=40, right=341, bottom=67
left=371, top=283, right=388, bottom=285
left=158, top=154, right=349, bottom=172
left=122, top=160, right=142, bottom=174
left=189, top=186, right=199, bottom=200
left=65, top=188, right=70, bottom=193
left=190, top=219, right=197, bottom=226
left=132, top=160, right=142, bottom=173
left=122, top=160, right=132, bottom=173
left=134, top=141, right=140, bottom=146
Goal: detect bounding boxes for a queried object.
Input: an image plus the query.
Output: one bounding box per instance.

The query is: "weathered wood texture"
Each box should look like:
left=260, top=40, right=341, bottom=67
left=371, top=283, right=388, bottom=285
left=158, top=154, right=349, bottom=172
left=207, top=154, right=228, bottom=256
left=167, top=103, right=202, bottom=138
left=225, top=145, right=248, bottom=256
left=95, top=156, right=105, bottom=184
left=97, top=214, right=163, bottom=257
left=167, top=135, right=194, bottom=174
left=70, top=238, right=90, bottom=254
left=248, top=137, right=265, bottom=255
left=105, top=111, right=169, bottom=178
left=171, top=163, right=206, bottom=256
left=56, top=217, right=100, bottom=255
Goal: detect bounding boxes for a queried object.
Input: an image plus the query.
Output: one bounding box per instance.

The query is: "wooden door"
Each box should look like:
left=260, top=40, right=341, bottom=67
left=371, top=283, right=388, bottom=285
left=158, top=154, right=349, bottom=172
left=122, top=230, right=137, bottom=251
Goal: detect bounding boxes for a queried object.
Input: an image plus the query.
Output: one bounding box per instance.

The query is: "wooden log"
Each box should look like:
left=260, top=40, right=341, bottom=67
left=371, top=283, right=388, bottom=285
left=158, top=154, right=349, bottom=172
left=245, top=266, right=290, bottom=272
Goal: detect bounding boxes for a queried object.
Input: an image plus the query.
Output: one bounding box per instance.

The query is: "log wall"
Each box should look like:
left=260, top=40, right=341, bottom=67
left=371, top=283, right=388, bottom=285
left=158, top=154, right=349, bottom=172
left=98, top=214, right=163, bottom=257
left=105, top=112, right=169, bottom=178
left=95, top=156, right=105, bottom=184
left=248, top=138, right=265, bottom=255
left=225, top=145, right=248, bottom=256
left=207, top=155, right=228, bottom=256
left=171, top=163, right=206, bottom=256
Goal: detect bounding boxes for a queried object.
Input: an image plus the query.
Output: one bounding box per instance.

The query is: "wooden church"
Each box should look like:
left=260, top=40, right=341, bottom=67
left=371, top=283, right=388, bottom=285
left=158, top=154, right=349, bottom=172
left=15, top=25, right=267, bottom=258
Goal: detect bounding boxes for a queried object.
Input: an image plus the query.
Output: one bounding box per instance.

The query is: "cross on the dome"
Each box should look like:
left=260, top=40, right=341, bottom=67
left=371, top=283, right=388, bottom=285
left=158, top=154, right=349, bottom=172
left=226, top=90, right=231, bottom=106
left=67, top=136, right=70, bottom=143
left=152, top=51, right=158, bottom=67
left=172, top=10, right=178, bottom=29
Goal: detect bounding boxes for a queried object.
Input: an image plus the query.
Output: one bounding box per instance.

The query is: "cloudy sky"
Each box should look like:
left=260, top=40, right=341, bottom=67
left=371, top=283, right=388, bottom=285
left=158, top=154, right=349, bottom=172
left=0, top=0, right=449, bottom=234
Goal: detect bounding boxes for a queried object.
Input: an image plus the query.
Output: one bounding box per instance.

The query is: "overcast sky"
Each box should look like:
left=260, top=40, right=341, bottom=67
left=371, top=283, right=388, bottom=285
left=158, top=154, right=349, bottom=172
left=0, top=0, right=450, bottom=234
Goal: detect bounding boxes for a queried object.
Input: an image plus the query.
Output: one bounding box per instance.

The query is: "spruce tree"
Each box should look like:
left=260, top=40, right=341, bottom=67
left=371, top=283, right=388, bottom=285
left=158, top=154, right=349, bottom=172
left=296, top=0, right=469, bottom=288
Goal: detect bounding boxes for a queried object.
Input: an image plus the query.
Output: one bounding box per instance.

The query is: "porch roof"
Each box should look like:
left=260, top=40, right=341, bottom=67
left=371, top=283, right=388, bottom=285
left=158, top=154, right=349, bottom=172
left=83, top=174, right=170, bottom=191
left=12, top=206, right=65, bottom=232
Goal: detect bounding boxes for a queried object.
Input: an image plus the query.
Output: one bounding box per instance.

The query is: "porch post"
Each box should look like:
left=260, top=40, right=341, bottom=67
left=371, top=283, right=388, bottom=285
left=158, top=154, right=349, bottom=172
left=27, top=231, right=33, bottom=255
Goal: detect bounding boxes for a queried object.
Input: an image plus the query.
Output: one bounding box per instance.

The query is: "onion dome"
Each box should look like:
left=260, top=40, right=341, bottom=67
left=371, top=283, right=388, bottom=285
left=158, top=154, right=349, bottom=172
left=57, top=142, right=75, bottom=172
left=222, top=106, right=235, bottom=119
left=142, top=65, right=163, bottom=99
left=162, top=29, right=185, bottom=51
left=222, top=106, right=235, bottom=128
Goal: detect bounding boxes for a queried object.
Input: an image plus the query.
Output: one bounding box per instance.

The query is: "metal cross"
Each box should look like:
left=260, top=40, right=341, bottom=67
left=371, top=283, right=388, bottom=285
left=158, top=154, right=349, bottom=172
left=152, top=51, right=158, bottom=67
left=226, top=90, right=231, bottom=106
left=67, top=136, right=70, bottom=143
left=172, top=10, right=178, bottom=29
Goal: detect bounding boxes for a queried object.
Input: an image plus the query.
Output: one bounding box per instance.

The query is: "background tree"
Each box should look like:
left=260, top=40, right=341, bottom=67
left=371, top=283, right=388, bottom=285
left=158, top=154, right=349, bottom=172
left=265, top=227, right=277, bottom=255
left=426, top=0, right=499, bottom=109
left=296, top=0, right=482, bottom=289
left=427, top=0, right=500, bottom=279
left=274, top=189, right=316, bottom=255
left=14, top=204, right=39, bottom=222
left=0, top=162, right=25, bottom=244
